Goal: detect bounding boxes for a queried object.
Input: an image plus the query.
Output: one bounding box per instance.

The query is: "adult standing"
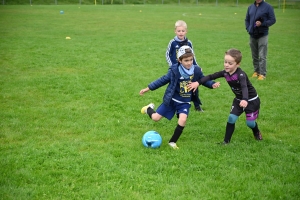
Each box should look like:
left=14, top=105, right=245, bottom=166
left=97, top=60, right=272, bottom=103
left=245, top=0, right=276, bottom=80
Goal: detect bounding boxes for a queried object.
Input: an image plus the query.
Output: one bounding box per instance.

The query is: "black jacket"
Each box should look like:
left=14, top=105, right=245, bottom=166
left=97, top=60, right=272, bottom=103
left=245, top=1, right=276, bottom=38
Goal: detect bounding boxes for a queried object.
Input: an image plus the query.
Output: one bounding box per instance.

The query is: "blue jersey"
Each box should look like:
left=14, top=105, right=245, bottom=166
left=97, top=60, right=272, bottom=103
left=165, top=37, right=198, bottom=67
left=172, top=75, right=193, bottom=103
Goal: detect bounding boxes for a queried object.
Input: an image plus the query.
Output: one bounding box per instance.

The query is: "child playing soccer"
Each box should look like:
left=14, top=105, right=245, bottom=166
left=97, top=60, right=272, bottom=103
left=140, top=46, right=219, bottom=149
left=166, top=20, right=203, bottom=112
left=188, top=48, right=263, bottom=144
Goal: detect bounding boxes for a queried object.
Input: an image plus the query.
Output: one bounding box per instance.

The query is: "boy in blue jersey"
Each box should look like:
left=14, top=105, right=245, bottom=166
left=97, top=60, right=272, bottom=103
left=188, top=48, right=263, bottom=144
left=166, top=20, right=203, bottom=112
left=140, top=46, right=220, bottom=149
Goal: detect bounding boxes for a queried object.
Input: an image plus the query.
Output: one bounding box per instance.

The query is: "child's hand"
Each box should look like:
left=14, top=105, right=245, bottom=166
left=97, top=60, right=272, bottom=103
left=188, top=82, right=199, bottom=92
left=212, top=82, right=220, bottom=89
left=239, top=100, right=248, bottom=108
left=139, top=87, right=149, bottom=95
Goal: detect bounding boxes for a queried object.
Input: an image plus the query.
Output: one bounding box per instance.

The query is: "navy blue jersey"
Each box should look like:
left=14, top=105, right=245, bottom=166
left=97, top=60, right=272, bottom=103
left=172, top=75, right=193, bottom=103
left=166, top=37, right=198, bottom=67
left=199, top=68, right=257, bottom=101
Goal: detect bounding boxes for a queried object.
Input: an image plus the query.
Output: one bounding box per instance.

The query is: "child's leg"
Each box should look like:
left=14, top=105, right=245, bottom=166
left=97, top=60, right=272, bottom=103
left=246, top=120, right=258, bottom=131
left=221, top=99, right=244, bottom=144
left=146, top=107, right=163, bottom=121
left=246, top=120, right=262, bottom=140
left=141, top=103, right=163, bottom=121
left=169, top=113, right=187, bottom=143
left=191, top=89, right=203, bottom=111
left=149, top=111, right=163, bottom=122
left=223, top=114, right=238, bottom=143
left=245, top=98, right=262, bottom=140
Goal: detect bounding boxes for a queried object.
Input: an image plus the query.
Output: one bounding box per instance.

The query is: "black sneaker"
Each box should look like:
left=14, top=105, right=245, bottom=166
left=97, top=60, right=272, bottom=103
left=195, top=106, right=203, bottom=112
left=254, top=131, right=263, bottom=140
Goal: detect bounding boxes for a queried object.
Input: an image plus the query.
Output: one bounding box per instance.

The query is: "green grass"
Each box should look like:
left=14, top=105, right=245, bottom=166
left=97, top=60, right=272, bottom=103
left=1, top=5, right=300, bottom=200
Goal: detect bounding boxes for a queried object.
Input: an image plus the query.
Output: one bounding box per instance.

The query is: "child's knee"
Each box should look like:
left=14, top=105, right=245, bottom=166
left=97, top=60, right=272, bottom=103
left=228, top=114, right=238, bottom=124
left=178, top=115, right=187, bottom=126
left=246, top=120, right=255, bottom=128
left=151, top=113, right=162, bottom=122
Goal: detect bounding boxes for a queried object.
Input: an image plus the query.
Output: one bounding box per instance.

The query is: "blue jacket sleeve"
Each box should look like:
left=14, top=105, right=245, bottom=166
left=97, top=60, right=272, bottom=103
left=263, top=6, right=276, bottom=27
left=202, top=79, right=215, bottom=89
left=245, top=7, right=250, bottom=31
left=194, top=66, right=215, bottom=89
left=148, top=70, right=171, bottom=90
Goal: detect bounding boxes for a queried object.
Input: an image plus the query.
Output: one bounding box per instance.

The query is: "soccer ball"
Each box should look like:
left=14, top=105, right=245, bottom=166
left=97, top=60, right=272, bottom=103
left=142, top=131, right=162, bottom=149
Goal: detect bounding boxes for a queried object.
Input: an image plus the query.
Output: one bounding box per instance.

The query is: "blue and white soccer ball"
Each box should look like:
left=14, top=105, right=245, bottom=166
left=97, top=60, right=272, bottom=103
left=142, top=131, right=162, bottom=149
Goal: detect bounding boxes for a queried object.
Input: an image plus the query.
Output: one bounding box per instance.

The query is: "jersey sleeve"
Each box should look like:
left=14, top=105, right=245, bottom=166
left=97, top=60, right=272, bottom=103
left=238, top=72, right=249, bottom=100
left=198, top=70, right=224, bottom=84
left=166, top=40, right=174, bottom=67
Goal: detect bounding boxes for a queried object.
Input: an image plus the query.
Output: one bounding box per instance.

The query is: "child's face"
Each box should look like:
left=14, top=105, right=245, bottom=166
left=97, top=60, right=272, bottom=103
left=175, top=26, right=187, bottom=40
left=179, top=56, right=194, bottom=70
left=224, top=55, right=240, bottom=74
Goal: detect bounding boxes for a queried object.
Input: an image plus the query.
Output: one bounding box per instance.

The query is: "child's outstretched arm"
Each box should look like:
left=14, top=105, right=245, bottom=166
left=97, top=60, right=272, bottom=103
left=188, top=72, right=213, bottom=92
left=139, top=87, right=150, bottom=95
left=188, top=81, right=220, bottom=92
left=212, top=82, right=220, bottom=88
left=189, top=70, right=224, bottom=92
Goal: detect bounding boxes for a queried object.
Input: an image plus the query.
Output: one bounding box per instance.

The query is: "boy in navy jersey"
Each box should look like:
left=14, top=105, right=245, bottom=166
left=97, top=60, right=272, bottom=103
left=140, top=46, right=219, bottom=149
left=188, top=48, right=262, bottom=144
left=166, top=20, right=203, bottom=112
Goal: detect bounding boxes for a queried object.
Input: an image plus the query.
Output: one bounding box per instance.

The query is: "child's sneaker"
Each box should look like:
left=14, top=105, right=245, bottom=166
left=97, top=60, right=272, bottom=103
left=141, top=103, right=154, bottom=114
left=168, top=142, right=179, bottom=149
left=254, top=131, right=263, bottom=140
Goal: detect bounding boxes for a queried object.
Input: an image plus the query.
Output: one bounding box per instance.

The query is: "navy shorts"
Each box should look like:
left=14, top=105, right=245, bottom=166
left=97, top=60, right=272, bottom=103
left=156, top=100, right=191, bottom=120
left=230, top=97, right=260, bottom=120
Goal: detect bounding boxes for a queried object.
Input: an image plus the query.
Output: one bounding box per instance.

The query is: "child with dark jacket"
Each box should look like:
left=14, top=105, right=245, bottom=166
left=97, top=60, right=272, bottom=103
left=166, top=20, right=204, bottom=111
left=140, top=46, right=219, bottom=149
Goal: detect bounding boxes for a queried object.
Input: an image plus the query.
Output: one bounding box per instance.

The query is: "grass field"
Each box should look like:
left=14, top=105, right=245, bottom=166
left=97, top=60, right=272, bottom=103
left=0, top=5, right=300, bottom=199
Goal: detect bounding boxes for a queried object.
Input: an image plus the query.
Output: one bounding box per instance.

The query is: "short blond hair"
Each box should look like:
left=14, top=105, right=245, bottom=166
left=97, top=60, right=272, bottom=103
left=175, top=20, right=187, bottom=29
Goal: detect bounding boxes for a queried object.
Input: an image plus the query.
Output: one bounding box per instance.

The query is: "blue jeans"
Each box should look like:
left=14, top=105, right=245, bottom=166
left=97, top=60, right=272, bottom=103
left=249, top=35, right=268, bottom=76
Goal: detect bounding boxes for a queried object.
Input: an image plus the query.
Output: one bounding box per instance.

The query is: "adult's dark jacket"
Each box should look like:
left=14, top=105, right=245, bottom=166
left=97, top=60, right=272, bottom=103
left=245, top=1, right=276, bottom=38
